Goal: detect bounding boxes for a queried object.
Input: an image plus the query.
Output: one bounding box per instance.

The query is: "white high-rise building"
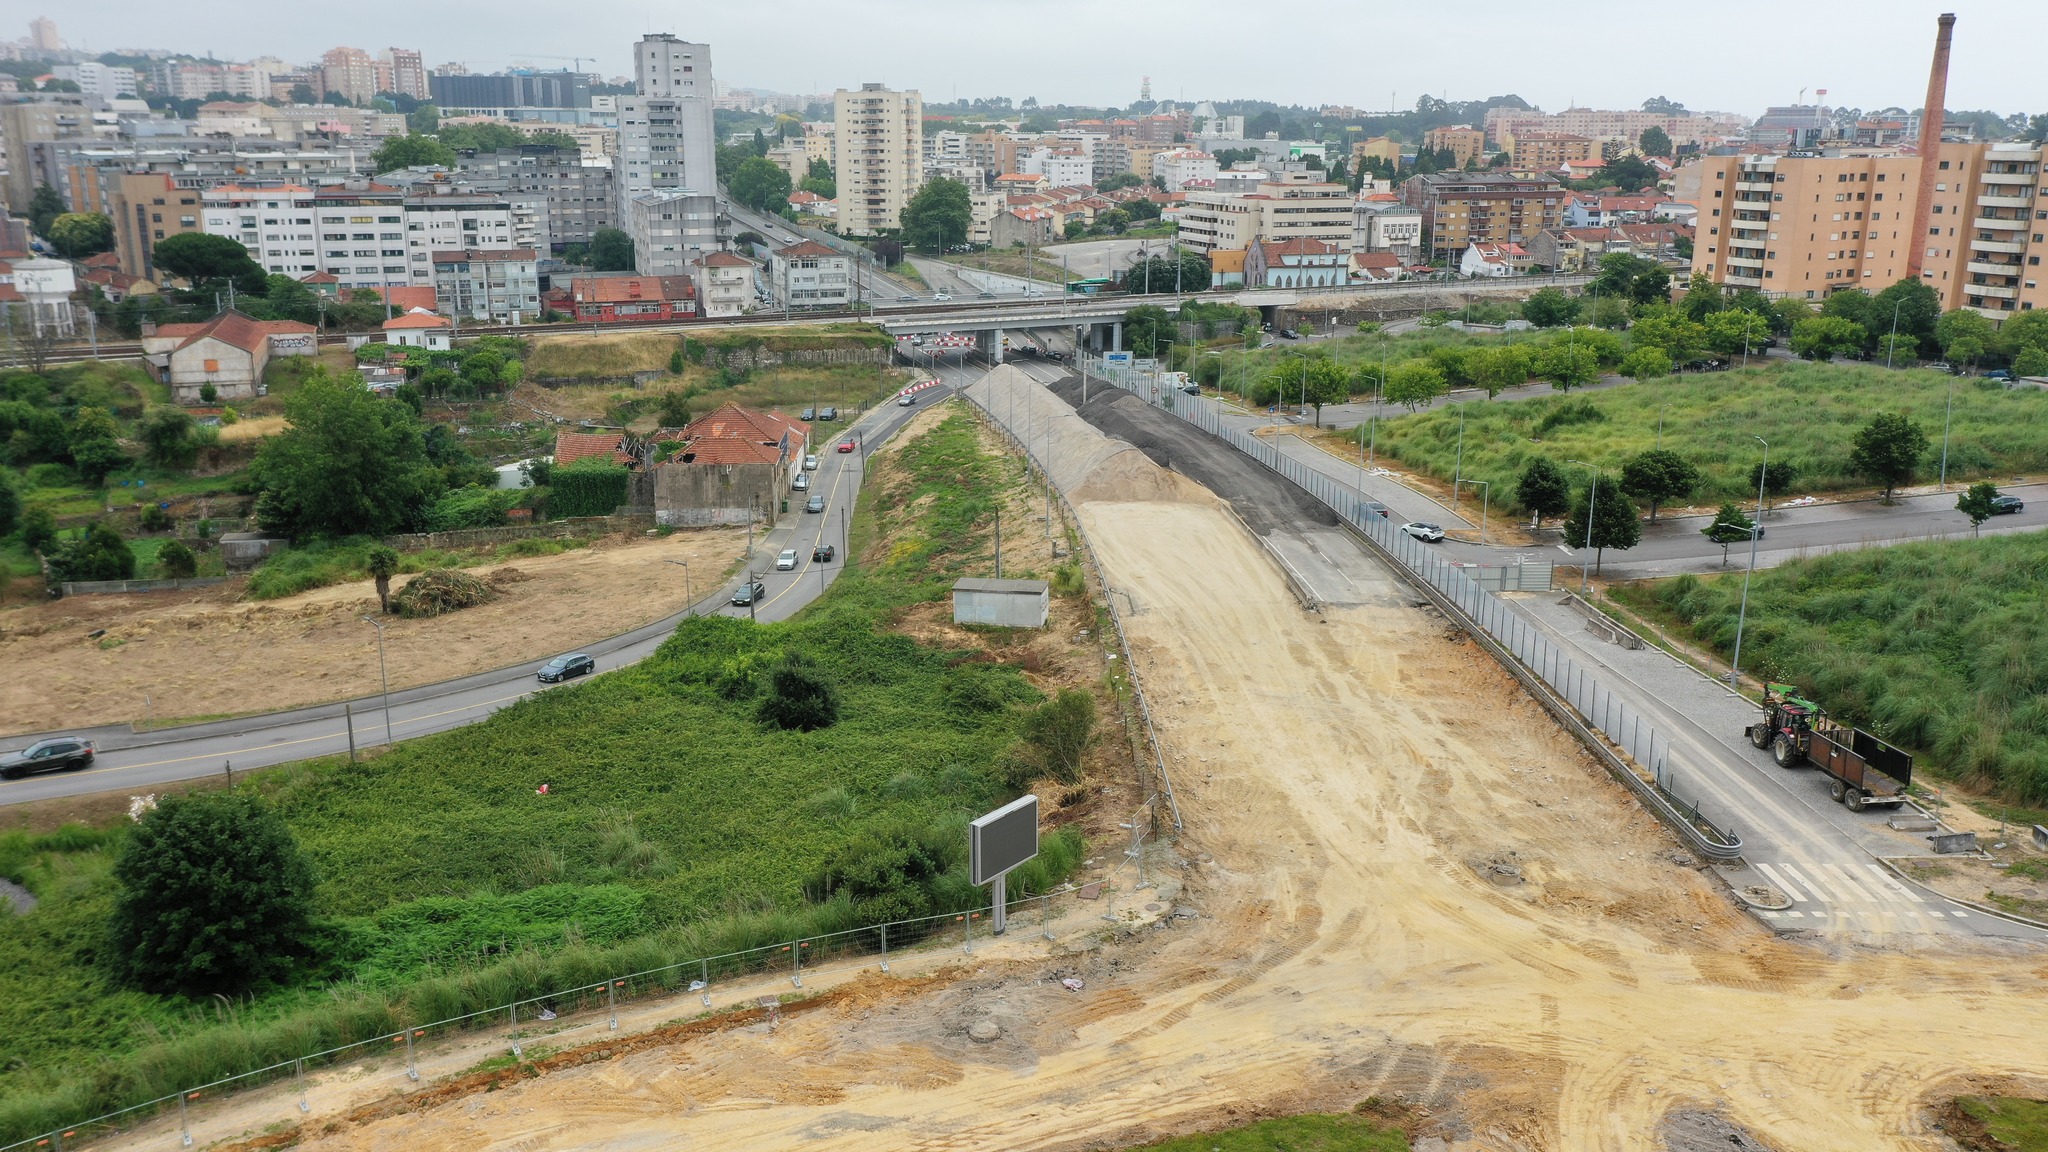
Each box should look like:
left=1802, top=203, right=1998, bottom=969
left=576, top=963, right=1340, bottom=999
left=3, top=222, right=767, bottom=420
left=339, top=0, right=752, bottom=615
left=617, top=34, right=717, bottom=232
left=833, top=83, right=922, bottom=236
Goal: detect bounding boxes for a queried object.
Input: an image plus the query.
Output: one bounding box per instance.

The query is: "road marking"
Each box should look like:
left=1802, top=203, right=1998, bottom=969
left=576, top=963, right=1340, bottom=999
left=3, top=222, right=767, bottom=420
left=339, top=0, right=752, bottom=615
left=1820, top=862, right=1882, bottom=903
left=1555, top=545, right=1575, bottom=555
left=1753, top=862, right=1806, bottom=901
left=1776, top=863, right=1831, bottom=902
left=117, top=687, right=539, bottom=771
left=1865, top=863, right=1924, bottom=903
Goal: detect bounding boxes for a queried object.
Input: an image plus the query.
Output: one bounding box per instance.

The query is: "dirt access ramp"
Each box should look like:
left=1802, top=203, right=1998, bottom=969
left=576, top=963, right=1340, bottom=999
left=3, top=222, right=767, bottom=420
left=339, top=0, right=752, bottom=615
left=219, top=366, right=2048, bottom=1152
left=0, top=529, right=745, bottom=736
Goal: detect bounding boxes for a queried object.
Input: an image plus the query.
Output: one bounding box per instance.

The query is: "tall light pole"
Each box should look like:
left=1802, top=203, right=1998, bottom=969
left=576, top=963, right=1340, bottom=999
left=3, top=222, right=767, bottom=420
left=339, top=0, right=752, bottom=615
left=665, top=558, right=692, bottom=614
left=1884, top=296, right=1903, bottom=370
left=359, top=616, right=392, bottom=744
left=1567, top=459, right=1598, bottom=596
left=1728, top=435, right=1769, bottom=694
left=1466, top=479, right=1491, bottom=545
left=1937, top=373, right=1957, bottom=491
left=1452, top=402, right=1467, bottom=505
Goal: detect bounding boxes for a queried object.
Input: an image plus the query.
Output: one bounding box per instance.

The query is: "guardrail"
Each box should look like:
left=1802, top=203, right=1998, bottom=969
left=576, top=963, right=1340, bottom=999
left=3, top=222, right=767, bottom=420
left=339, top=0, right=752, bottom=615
left=1090, top=361, right=1742, bottom=860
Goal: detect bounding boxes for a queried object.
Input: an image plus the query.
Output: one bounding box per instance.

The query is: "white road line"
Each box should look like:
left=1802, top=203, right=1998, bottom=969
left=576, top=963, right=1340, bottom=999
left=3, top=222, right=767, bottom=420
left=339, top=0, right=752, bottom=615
left=1777, top=863, right=1832, bottom=903
left=1865, top=863, right=1925, bottom=903
left=1555, top=544, right=1576, bottom=555
left=1821, top=861, right=1884, bottom=904
left=1753, top=862, right=1806, bottom=902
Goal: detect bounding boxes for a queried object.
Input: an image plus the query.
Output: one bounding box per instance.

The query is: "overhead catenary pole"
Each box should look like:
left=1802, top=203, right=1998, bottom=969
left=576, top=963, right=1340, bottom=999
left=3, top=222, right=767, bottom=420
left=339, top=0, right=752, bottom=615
left=1728, top=435, right=1769, bottom=693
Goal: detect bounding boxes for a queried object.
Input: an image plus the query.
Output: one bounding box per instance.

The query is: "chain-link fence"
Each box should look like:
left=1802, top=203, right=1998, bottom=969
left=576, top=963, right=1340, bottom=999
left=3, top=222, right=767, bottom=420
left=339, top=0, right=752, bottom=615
left=1087, top=360, right=1740, bottom=860
left=3, top=887, right=1096, bottom=1152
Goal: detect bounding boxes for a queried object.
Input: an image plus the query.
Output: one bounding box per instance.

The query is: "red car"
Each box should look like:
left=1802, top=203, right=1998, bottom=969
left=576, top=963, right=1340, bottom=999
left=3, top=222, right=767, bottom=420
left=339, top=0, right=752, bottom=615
left=836, top=439, right=856, bottom=453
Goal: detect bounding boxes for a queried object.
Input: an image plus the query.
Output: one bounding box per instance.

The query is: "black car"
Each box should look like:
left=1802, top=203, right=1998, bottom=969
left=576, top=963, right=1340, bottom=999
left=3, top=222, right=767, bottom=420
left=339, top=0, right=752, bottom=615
left=731, top=579, right=767, bottom=606
left=537, top=653, right=594, bottom=683
left=1, top=737, right=95, bottom=779
left=805, top=494, right=826, bottom=513
left=813, top=543, right=836, bottom=562
left=1360, top=500, right=1391, bottom=519
left=800, top=406, right=817, bottom=421
left=1991, top=493, right=2025, bottom=514
left=818, top=406, right=838, bottom=421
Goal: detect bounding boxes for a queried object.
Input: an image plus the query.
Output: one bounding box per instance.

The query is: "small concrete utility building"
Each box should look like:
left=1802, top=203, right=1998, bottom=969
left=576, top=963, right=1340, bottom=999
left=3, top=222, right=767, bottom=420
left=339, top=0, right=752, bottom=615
left=952, top=578, right=1050, bottom=628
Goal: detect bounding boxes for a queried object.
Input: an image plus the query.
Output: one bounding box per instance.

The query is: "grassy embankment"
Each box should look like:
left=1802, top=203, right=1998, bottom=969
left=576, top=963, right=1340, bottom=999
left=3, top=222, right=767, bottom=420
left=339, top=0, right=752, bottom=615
left=1606, top=530, right=2048, bottom=808
left=1951, top=1097, right=2048, bottom=1152
left=1358, top=360, right=2046, bottom=511
left=0, top=407, right=1086, bottom=1142
left=1122, top=1110, right=1411, bottom=1151
left=934, top=250, right=1078, bottom=284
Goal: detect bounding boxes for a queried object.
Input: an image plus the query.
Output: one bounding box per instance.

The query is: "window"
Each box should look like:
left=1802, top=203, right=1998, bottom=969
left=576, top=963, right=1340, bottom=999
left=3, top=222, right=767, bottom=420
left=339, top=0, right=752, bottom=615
left=203, top=359, right=219, bottom=373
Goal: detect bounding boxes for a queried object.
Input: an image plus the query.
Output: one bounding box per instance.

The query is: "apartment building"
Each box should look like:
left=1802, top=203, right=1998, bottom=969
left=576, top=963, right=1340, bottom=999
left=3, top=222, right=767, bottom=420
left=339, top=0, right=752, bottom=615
left=1399, top=172, right=1567, bottom=261
left=156, top=61, right=273, bottom=101
left=1353, top=194, right=1424, bottom=263
left=1687, top=143, right=2048, bottom=317
left=693, top=250, right=755, bottom=317
left=1176, top=172, right=1353, bottom=257
left=1508, top=132, right=1597, bottom=171
left=1485, top=106, right=1746, bottom=149
left=1423, top=126, right=1485, bottom=169
left=51, top=63, right=138, bottom=101
left=401, top=187, right=523, bottom=284
left=617, top=35, right=718, bottom=223
left=456, top=147, right=617, bottom=247
left=1153, top=149, right=1218, bottom=193
left=381, top=49, right=428, bottom=100
left=431, top=248, right=541, bottom=323
left=1021, top=146, right=1091, bottom=188
left=201, top=182, right=410, bottom=290
left=767, top=240, right=852, bottom=309
left=834, top=83, right=923, bottom=235
left=626, top=189, right=722, bottom=276
left=320, top=48, right=379, bottom=105
left=110, top=172, right=202, bottom=279
left=0, top=94, right=90, bottom=211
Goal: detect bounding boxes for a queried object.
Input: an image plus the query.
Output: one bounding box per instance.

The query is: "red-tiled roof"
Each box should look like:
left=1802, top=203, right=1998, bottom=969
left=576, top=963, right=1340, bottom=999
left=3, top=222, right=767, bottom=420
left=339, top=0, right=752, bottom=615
left=152, top=310, right=315, bottom=354
left=678, top=436, right=782, bottom=465
left=775, top=240, right=839, bottom=259
left=571, top=274, right=695, bottom=304
left=1261, top=237, right=1341, bottom=258
left=382, top=310, right=451, bottom=330
left=300, top=271, right=339, bottom=284
left=553, top=430, right=630, bottom=466
left=82, top=252, right=119, bottom=269
left=698, top=251, right=752, bottom=268
left=370, top=285, right=438, bottom=312
left=1351, top=252, right=1402, bottom=268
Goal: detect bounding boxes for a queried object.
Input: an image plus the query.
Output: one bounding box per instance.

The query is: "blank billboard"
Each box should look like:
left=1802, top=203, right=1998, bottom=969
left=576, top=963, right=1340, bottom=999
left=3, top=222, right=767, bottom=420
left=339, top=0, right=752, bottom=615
left=970, top=794, right=1039, bottom=885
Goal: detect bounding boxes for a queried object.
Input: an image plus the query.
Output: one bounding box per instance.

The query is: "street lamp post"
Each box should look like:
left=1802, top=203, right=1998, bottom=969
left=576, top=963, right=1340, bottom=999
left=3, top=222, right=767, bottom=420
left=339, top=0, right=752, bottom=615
left=1938, top=374, right=1957, bottom=491
left=665, top=558, right=692, bottom=614
left=1728, top=435, right=1769, bottom=694
left=1884, top=296, right=1903, bottom=370
left=1452, top=402, right=1467, bottom=505
left=1465, top=479, right=1491, bottom=545
left=1567, top=459, right=1599, bottom=596
left=358, top=616, right=392, bottom=744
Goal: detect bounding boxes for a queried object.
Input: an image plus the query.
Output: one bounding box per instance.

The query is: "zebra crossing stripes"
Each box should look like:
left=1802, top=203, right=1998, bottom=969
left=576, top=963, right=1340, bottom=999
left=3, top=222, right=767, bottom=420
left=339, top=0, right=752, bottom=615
left=1750, top=861, right=1968, bottom=923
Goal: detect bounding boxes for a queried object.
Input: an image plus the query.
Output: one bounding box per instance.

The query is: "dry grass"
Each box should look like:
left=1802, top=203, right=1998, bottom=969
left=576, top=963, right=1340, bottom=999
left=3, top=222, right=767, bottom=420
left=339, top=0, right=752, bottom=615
left=217, top=415, right=287, bottom=443
left=524, top=332, right=680, bottom=378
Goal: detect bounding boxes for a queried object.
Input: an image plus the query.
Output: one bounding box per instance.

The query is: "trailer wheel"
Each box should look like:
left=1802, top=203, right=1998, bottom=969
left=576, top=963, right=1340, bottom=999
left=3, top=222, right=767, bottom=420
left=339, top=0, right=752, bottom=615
left=1748, top=724, right=1770, bottom=750
left=1845, top=789, right=1868, bottom=812
left=1829, top=780, right=1847, bottom=803
left=1772, top=735, right=1801, bottom=767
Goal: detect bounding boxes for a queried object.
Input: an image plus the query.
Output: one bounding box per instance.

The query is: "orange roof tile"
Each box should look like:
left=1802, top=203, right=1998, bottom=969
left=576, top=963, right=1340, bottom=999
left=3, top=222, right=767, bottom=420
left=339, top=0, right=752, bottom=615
left=553, top=430, right=629, bottom=466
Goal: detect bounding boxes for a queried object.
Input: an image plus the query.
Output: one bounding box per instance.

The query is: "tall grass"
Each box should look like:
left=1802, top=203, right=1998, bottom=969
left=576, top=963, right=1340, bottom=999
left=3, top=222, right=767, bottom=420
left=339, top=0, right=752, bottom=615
left=1617, top=530, right=2048, bottom=803
left=1359, top=360, right=2044, bottom=510
left=0, top=404, right=1086, bottom=1142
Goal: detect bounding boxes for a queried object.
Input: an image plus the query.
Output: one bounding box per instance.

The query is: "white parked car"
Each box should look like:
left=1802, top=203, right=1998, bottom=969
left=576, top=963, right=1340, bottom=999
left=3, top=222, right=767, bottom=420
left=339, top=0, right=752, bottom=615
left=803, top=454, right=818, bottom=471
left=792, top=473, right=810, bottom=491
left=932, top=292, right=952, bottom=302
left=775, top=548, right=799, bottom=571
left=1399, top=522, right=1446, bottom=543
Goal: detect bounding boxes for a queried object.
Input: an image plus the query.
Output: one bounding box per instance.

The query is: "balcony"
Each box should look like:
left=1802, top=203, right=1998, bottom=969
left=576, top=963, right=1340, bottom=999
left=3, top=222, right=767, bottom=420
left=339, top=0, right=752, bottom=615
left=1976, top=194, right=2035, bottom=210
left=1727, top=255, right=1765, bottom=269
left=1980, top=168, right=2037, bottom=184
left=1725, top=270, right=1763, bottom=286
left=1735, top=179, right=1776, bottom=192
left=1974, top=215, right=2028, bottom=231
left=1970, top=283, right=2020, bottom=299
left=1967, top=260, right=2024, bottom=278
left=1973, top=237, right=2028, bottom=254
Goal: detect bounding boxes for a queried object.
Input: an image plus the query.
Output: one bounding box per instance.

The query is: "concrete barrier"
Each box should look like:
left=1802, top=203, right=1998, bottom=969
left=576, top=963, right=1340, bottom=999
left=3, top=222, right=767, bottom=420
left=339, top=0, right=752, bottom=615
left=1558, top=591, right=1647, bottom=649
left=61, top=577, right=227, bottom=596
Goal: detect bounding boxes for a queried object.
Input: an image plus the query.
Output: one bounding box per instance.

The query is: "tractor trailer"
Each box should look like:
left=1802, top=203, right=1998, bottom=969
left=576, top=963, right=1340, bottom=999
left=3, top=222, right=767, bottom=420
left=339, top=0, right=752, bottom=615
left=1744, top=687, right=1913, bottom=811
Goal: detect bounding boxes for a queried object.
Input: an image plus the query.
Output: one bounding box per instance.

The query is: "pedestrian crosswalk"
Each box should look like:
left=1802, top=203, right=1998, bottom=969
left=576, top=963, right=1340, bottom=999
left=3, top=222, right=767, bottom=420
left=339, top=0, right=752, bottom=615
left=1749, top=860, right=1971, bottom=925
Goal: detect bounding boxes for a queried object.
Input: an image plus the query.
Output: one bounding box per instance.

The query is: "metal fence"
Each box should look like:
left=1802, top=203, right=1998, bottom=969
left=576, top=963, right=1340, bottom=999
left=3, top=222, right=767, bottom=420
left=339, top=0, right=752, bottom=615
left=3, top=887, right=1093, bottom=1152
left=1089, top=360, right=1740, bottom=859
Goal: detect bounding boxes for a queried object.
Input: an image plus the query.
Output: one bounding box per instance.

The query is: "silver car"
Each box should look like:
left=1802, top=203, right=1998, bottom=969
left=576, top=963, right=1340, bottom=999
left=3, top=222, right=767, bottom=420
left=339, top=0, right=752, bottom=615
left=775, top=548, right=799, bottom=571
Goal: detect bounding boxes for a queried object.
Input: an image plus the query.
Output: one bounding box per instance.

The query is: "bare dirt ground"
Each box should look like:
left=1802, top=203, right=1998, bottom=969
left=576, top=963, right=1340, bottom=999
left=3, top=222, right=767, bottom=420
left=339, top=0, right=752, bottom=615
left=0, top=529, right=744, bottom=736
left=89, top=371, right=2048, bottom=1152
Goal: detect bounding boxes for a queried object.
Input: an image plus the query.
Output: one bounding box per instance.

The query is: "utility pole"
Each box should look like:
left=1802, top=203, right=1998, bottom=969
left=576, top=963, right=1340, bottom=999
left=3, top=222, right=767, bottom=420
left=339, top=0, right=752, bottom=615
left=359, top=616, right=392, bottom=744
left=1568, top=460, right=1599, bottom=596
left=1728, top=435, right=1769, bottom=693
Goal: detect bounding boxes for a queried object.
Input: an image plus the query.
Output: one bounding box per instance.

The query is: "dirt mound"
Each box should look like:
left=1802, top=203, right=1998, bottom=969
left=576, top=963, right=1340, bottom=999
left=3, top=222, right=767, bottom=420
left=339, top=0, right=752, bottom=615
left=390, top=569, right=497, bottom=618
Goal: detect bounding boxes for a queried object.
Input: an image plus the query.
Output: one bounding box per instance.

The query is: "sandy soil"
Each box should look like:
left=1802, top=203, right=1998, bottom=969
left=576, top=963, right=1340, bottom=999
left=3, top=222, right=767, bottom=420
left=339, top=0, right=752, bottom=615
left=90, top=374, right=2048, bottom=1152
left=0, top=529, right=745, bottom=736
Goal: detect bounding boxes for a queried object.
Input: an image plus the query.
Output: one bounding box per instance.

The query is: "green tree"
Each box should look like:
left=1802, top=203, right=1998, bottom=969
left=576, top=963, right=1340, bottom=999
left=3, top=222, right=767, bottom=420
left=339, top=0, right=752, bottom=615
left=1638, top=126, right=1673, bottom=157
left=1791, top=316, right=1866, bottom=361
left=157, top=539, right=198, bottom=578
left=1619, top=448, right=1700, bottom=522
left=67, top=406, right=128, bottom=485
left=1516, top=456, right=1572, bottom=528
left=370, top=133, right=456, bottom=173
left=757, top=652, right=840, bottom=731
left=799, top=157, right=835, bottom=199
left=108, top=791, right=316, bottom=995
left=1678, top=271, right=1724, bottom=321
left=1629, top=309, right=1710, bottom=365
left=1935, top=308, right=1995, bottom=365
left=1701, top=502, right=1757, bottom=566
left=257, top=274, right=321, bottom=325
left=1849, top=412, right=1929, bottom=503
left=47, top=521, right=136, bottom=582
left=1384, top=359, right=1448, bottom=410
left=153, top=232, right=266, bottom=294
left=1017, top=689, right=1097, bottom=783
left=1870, top=277, right=1942, bottom=355
left=729, top=156, right=793, bottom=214
left=1520, top=287, right=1580, bottom=328
left=137, top=404, right=197, bottom=468
left=1703, top=309, right=1771, bottom=359
left=1992, top=310, right=2048, bottom=360
left=1768, top=296, right=1815, bottom=336
left=900, top=177, right=973, bottom=252
left=1562, top=476, right=1641, bottom=574
left=1298, top=356, right=1350, bottom=426
left=1122, top=304, right=1173, bottom=357
left=407, top=103, right=440, bottom=134
left=2014, top=346, right=2048, bottom=378
left=1594, top=154, right=1659, bottom=193
left=26, top=183, right=66, bottom=237
left=1534, top=340, right=1600, bottom=392
left=19, top=506, right=57, bottom=553
left=1467, top=344, right=1531, bottom=398
left=1750, top=459, right=1799, bottom=511
left=658, top=389, right=691, bottom=426
left=1956, top=481, right=2000, bottom=535
left=0, top=468, right=17, bottom=538
left=1119, top=249, right=1211, bottom=293
left=47, top=212, right=114, bottom=258
left=1619, top=346, right=1672, bottom=381
left=588, top=227, right=634, bottom=272
left=360, top=543, right=399, bottom=613
left=252, top=371, right=443, bottom=538
left=1819, top=287, right=1875, bottom=331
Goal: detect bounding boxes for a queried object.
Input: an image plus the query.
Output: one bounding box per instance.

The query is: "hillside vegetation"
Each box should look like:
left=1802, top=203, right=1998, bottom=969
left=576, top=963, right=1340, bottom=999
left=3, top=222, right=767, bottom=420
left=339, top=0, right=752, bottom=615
left=1615, top=531, right=2048, bottom=804
left=0, top=406, right=1083, bottom=1142
left=1366, top=361, right=2045, bottom=509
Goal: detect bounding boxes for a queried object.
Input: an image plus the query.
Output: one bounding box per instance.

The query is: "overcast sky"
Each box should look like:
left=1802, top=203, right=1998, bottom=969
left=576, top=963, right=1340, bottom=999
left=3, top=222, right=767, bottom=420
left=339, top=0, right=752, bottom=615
left=38, top=0, right=2048, bottom=117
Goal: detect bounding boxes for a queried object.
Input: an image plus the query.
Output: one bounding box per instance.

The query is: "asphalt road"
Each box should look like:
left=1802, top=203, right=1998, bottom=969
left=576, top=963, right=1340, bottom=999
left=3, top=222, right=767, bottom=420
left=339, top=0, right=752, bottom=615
left=0, top=390, right=941, bottom=807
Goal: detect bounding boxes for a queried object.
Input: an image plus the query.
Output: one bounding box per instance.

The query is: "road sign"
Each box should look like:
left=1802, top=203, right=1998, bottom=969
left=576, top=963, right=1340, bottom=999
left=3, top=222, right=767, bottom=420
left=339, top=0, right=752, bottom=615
left=971, top=794, right=1039, bottom=935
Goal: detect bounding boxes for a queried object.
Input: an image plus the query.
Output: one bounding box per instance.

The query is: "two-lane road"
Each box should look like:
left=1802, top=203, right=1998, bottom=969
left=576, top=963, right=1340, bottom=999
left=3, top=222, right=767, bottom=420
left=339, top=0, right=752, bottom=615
left=1, top=387, right=945, bottom=807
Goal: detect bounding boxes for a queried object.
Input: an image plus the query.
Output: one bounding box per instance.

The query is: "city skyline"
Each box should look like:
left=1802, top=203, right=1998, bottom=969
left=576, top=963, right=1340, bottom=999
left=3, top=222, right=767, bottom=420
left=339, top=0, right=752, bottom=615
left=32, top=0, right=2048, bottom=119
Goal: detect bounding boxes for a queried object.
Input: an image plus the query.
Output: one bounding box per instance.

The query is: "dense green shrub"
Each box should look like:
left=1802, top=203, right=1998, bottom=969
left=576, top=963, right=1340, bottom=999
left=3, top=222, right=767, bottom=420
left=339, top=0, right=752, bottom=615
left=46, top=522, right=135, bottom=582
left=155, top=539, right=198, bottom=579
left=548, top=460, right=631, bottom=518
left=1015, top=689, right=1098, bottom=784
left=426, top=485, right=522, bottom=531
left=757, top=651, right=841, bottom=730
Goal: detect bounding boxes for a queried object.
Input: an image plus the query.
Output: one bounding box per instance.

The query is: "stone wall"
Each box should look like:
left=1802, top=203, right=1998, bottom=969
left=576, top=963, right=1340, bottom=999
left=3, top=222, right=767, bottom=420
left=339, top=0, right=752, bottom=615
left=652, top=461, right=783, bottom=528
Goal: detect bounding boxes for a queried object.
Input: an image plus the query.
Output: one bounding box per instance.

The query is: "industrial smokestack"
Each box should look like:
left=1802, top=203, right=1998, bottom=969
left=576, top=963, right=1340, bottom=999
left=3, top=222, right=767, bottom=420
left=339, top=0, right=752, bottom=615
left=1906, top=13, right=1957, bottom=281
